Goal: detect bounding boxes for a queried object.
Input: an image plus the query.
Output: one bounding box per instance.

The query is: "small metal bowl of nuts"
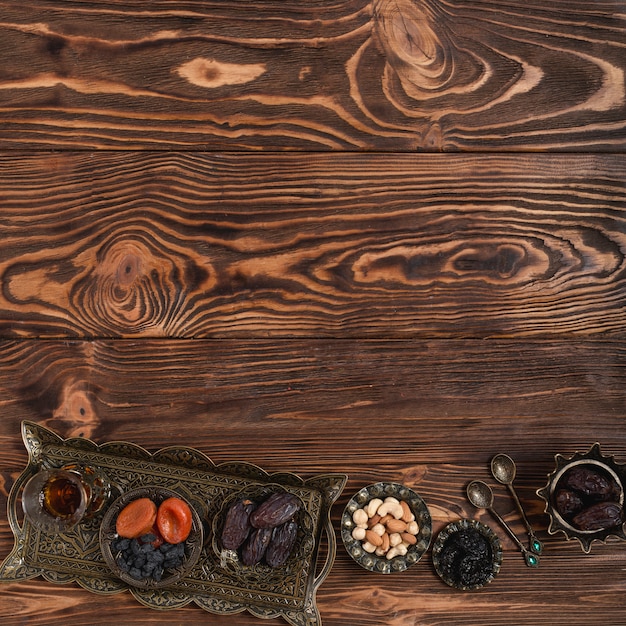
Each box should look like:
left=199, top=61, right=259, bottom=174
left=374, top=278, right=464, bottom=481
left=341, top=482, right=432, bottom=574
left=536, top=443, right=626, bottom=553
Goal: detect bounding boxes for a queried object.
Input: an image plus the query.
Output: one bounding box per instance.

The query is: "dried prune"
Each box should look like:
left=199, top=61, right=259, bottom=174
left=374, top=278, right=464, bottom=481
left=555, top=488, right=584, bottom=518
left=241, top=527, right=272, bottom=566
left=250, top=492, right=300, bottom=529
left=563, top=466, right=619, bottom=500
left=265, top=520, right=298, bottom=568
left=221, top=498, right=257, bottom=550
left=437, top=528, right=494, bottom=588
left=572, top=501, right=623, bottom=531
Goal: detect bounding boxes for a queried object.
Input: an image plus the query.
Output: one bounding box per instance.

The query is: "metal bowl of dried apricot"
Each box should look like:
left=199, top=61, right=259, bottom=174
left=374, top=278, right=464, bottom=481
left=537, top=443, right=626, bottom=553
left=341, top=482, right=432, bottom=573
left=100, top=486, right=204, bottom=589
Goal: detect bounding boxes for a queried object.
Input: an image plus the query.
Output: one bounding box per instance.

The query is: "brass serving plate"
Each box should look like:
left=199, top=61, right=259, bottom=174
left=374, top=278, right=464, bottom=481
left=0, top=422, right=347, bottom=626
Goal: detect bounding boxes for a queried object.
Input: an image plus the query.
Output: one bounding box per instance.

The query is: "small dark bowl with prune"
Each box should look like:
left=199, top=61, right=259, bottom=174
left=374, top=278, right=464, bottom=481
left=432, top=519, right=502, bottom=591
left=537, top=443, right=626, bottom=552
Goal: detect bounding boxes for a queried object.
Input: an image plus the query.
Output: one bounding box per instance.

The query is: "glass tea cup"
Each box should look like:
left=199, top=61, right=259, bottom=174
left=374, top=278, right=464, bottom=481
left=22, top=464, right=111, bottom=534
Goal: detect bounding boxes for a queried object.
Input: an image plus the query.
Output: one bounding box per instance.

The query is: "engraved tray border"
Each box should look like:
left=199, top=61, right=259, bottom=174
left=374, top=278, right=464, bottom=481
left=0, top=421, right=347, bottom=626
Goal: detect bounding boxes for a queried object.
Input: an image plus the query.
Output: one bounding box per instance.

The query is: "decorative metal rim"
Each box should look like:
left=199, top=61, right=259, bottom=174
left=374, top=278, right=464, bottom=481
left=340, top=482, right=432, bottom=574
left=100, top=486, right=204, bottom=589
left=431, top=518, right=503, bottom=591
left=536, top=442, right=626, bottom=553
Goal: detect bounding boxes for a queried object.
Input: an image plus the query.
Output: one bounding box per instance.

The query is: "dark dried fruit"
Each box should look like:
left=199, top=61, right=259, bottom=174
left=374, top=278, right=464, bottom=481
left=111, top=535, right=183, bottom=582
left=555, top=489, right=584, bottom=517
left=250, top=492, right=300, bottom=529
left=221, top=498, right=257, bottom=550
left=265, top=520, right=298, bottom=568
left=241, top=527, right=272, bottom=566
left=572, top=501, right=623, bottom=531
left=437, top=528, right=494, bottom=588
left=563, top=466, right=619, bottom=500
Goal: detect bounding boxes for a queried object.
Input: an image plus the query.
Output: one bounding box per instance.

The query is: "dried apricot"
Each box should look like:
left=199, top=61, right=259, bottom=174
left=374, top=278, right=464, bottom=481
left=116, top=498, right=158, bottom=539
left=156, top=497, right=193, bottom=544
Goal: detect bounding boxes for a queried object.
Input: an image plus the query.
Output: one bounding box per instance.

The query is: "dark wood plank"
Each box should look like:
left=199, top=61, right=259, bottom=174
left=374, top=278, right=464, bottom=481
left=1, top=338, right=626, bottom=624
left=0, top=0, right=624, bottom=150
left=2, top=338, right=625, bottom=465
left=1, top=152, right=625, bottom=339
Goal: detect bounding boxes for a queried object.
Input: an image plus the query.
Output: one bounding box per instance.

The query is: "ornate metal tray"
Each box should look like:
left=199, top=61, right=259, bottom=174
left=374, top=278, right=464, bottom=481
left=0, top=421, right=347, bottom=626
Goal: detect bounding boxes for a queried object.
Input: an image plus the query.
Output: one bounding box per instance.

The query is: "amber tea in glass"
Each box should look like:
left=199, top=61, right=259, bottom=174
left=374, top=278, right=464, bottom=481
left=22, top=465, right=110, bottom=534
left=41, top=474, right=84, bottom=518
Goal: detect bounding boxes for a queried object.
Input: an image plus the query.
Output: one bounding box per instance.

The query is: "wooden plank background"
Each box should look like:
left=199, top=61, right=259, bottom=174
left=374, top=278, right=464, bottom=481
left=0, top=1, right=625, bottom=625
left=0, top=0, right=625, bottom=151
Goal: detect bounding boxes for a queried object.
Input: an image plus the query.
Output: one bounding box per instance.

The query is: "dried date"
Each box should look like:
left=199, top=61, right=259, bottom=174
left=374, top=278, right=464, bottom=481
left=555, top=489, right=584, bottom=518
left=572, top=501, right=623, bottom=531
left=563, top=466, right=619, bottom=500
left=265, top=520, right=298, bottom=568
left=221, top=498, right=257, bottom=550
left=250, top=492, right=300, bottom=529
left=241, top=527, right=272, bottom=566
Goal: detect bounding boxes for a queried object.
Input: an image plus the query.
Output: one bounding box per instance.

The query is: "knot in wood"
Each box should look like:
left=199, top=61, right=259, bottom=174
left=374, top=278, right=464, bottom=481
left=374, top=0, right=449, bottom=94
left=76, top=236, right=191, bottom=335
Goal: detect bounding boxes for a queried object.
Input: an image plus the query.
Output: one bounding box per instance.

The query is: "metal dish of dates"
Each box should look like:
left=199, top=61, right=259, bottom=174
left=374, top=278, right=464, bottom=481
left=341, top=482, right=432, bottom=574
left=432, top=519, right=503, bottom=591
left=537, top=443, right=626, bottom=553
left=100, top=486, right=204, bottom=589
left=212, top=484, right=315, bottom=581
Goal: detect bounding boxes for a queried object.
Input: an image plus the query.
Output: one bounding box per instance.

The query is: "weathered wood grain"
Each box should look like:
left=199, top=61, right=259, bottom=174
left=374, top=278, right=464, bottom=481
left=1, top=0, right=625, bottom=623
left=1, top=338, right=626, bottom=624
left=0, top=0, right=624, bottom=150
left=1, top=338, right=625, bottom=527
left=1, top=152, right=625, bottom=339
left=1, top=549, right=626, bottom=626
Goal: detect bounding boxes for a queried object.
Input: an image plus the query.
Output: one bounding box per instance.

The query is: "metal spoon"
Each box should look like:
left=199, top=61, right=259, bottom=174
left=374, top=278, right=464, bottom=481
left=467, top=480, right=539, bottom=567
left=491, top=454, right=543, bottom=555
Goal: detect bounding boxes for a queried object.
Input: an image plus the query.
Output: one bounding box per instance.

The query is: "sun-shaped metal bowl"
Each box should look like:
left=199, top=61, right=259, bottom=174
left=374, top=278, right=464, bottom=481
left=100, top=486, right=204, bottom=589
left=536, top=443, right=626, bottom=553
left=341, top=482, right=432, bottom=574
